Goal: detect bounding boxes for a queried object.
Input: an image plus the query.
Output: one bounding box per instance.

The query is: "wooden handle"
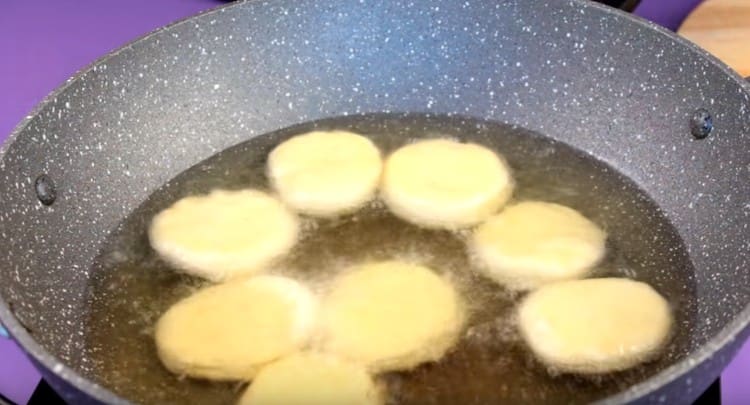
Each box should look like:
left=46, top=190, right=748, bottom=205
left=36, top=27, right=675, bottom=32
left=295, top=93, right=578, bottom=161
left=678, top=0, right=750, bottom=77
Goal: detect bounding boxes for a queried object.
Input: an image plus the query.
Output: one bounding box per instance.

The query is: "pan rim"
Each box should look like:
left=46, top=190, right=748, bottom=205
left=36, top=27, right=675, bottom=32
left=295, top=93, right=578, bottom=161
left=0, top=0, right=748, bottom=403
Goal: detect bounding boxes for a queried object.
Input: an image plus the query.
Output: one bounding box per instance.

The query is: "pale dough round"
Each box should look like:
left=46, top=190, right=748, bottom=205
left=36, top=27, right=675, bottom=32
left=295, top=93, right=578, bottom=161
left=518, top=278, right=672, bottom=374
left=268, top=130, right=383, bottom=217
left=155, top=275, right=317, bottom=381
left=320, top=261, right=463, bottom=372
left=472, top=201, right=606, bottom=290
left=149, top=189, right=298, bottom=282
left=238, top=352, right=382, bottom=405
left=381, top=139, right=513, bottom=229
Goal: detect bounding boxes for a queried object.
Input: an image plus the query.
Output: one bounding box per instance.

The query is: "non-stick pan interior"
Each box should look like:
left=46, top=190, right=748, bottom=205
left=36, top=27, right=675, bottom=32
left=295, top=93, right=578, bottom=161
left=0, top=0, right=748, bottom=403
left=80, top=113, right=698, bottom=404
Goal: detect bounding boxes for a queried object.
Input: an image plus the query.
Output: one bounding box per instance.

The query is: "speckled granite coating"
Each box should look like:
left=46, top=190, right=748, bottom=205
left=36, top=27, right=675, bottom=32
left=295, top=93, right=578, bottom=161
left=0, top=0, right=748, bottom=403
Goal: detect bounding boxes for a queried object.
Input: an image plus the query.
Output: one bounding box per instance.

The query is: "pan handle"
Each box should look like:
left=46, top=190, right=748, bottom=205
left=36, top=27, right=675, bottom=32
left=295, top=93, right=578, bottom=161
left=594, top=0, right=640, bottom=12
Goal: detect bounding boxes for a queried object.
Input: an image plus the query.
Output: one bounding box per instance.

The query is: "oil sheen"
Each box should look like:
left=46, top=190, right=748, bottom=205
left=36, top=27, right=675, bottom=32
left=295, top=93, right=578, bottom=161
left=83, top=114, right=697, bottom=404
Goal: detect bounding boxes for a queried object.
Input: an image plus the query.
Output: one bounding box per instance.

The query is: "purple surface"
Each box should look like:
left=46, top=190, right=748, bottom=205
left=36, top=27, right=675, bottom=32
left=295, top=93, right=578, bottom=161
left=725, top=339, right=750, bottom=404
left=0, top=0, right=747, bottom=404
left=0, top=337, right=40, bottom=404
left=0, top=0, right=222, bottom=148
left=634, top=0, right=705, bottom=31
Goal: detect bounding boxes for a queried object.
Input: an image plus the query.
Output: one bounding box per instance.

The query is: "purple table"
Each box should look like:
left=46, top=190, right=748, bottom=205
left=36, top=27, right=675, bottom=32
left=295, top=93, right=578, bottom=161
left=0, top=0, right=747, bottom=404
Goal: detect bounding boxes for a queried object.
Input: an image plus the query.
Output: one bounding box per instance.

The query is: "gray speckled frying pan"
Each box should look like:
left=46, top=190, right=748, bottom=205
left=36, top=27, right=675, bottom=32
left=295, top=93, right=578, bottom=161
left=0, top=0, right=748, bottom=403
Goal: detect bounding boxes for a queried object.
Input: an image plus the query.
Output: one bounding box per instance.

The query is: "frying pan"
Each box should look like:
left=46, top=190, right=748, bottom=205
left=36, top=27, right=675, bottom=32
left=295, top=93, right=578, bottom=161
left=0, top=0, right=748, bottom=403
